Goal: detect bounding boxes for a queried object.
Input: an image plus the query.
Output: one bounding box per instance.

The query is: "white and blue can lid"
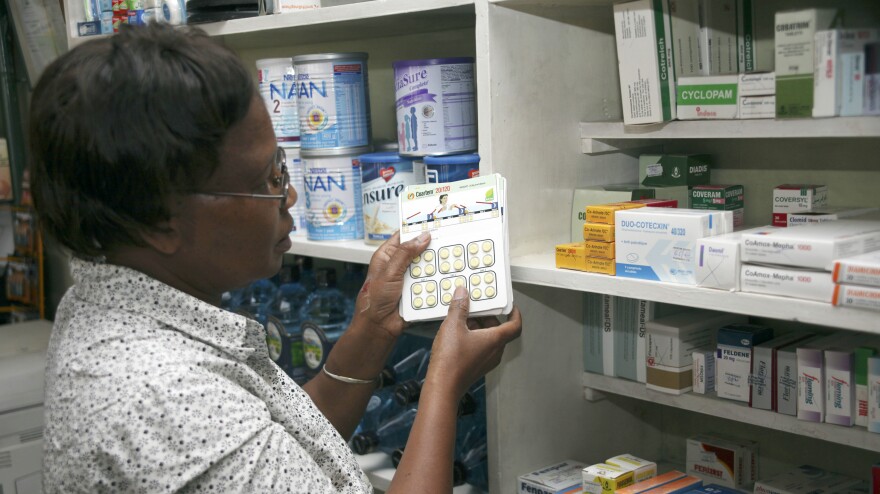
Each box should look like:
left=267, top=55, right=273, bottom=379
left=423, top=153, right=480, bottom=166
left=358, top=152, right=417, bottom=165
left=392, top=57, right=474, bottom=69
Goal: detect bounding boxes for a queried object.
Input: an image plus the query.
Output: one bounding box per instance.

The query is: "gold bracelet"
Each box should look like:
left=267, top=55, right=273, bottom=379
left=322, top=364, right=377, bottom=385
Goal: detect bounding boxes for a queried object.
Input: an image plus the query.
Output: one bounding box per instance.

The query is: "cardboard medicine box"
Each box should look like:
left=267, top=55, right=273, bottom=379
left=616, top=471, right=688, bottom=494
left=583, top=463, right=639, bottom=494
left=699, top=0, right=737, bottom=75
left=741, top=220, right=880, bottom=271
left=606, top=455, right=657, bottom=484
left=572, top=185, right=655, bottom=241
left=686, top=434, right=757, bottom=488
left=740, top=264, right=834, bottom=303
left=833, top=250, right=880, bottom=287
left=715, top=323, right=774, bottom=402
left=750, top=332, right=816, bottom=411
left=646, top=309, right=746, bottom=369
left=775, top=8, right=842, bottom=118
left=771, top=184, right=828, bottom=218
left=639, top=154, right=711, bottom=187
left=739, top=95, right=776, bottom=119
left=676, top=75, right=739, bottom=119
left=692, top=348, right=716, bottom=394
left=668, top=0, right=702, bottom=78
left=695, top=227, right=776, bottom=291
left=738, top=72, right=775, bottom=96
left=613, top=0, right=677, bottom=124
left=518, top=460, right=586, bottom=494
left=584, top=223, right=616, bottom=243
left=587, top=202, right=646, bottom=225
left=753, top=465, right=862, bottom=494
left=689, top=185, right=744, bottom=228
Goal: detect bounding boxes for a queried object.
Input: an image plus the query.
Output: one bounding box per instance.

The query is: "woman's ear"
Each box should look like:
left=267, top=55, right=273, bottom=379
left=139, top=219, right=182, bottom=255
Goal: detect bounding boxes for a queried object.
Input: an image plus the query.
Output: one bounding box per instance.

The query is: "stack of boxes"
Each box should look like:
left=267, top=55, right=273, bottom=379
left=832, top=250, right=880, bottom=312
left=771, top=184, right=829, bottom=227
left=689, top=185, right=745, bottom=230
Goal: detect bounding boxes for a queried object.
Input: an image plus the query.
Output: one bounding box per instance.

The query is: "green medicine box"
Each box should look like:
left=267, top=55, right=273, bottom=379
left=689, top=185, right=744, bottom=210
left=639, top=154, right=712, bottom=187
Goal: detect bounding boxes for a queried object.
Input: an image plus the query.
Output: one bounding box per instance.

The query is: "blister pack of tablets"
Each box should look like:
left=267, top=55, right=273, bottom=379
left=398, top=174, right=512, bottom=322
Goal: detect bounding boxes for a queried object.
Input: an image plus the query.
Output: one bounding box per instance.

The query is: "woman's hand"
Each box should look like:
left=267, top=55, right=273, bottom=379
left=355, top=230, right=431, bottom=340
left=426, top=286, right=523, bottom=400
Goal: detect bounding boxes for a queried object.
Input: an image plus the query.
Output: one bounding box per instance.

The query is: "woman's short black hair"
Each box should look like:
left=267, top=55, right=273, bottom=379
left=29, top=23, right=256, bottom=258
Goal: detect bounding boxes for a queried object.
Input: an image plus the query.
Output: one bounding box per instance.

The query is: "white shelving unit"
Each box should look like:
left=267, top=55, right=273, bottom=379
left=356, top=452, right=485, bottom=493
left=582, top=373, right=880, bottom=453
left=58, top=0, right=880, bottom=492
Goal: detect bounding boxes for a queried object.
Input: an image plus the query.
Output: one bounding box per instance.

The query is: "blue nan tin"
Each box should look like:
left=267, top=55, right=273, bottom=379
left=423, top=154, right=480, bottom=184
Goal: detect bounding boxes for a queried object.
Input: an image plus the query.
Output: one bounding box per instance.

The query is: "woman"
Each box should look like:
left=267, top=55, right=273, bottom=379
left=31, top=24, right=521, bottom=493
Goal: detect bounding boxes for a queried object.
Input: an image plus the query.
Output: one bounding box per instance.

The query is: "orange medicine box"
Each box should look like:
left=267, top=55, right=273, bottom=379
left=586, top=257, right=616, bottom=275
left=617, top=471, right=689, bottom=494
left=586, top=202, right=646, bottom=225
left=585, top=240, right=615, bottom=259
left=556, top=243, right=589, bottom=271
left=584, top=222, right=615, bottom=242
left=642, top=476, right=702, bottom=494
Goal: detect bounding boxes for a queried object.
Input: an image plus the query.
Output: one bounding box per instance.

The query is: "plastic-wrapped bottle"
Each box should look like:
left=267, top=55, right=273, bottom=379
left=394, top=376, right=483, bottom=418
left=350, top=407, right=417, bottom=455
left=300, top=268, right=351, bottom=377
left=240, top=278, right=278, bottom=318
left=453, top=424, right=488, bottom=490
left=350, top=387, right=403, bottom=442
left=272, top=276, right=310, bottom=384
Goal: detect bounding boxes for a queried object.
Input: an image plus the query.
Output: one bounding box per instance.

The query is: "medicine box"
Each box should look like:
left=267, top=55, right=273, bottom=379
left=738, top=0, right=774, bottom=73
left=824, top=347, right=856, bottom=426
left=689, top=185, right=744, bottom=228
left=739, top=95, right=776, bottom=119
left=587, top=202, right=646, bottom=225
left=613, top=299, right=655, bottom=383
left=677, top=76, right=739, bottom=119
left=616, top=208, right=725, bottom=284
left=834, top=250, right=880, bottom=287
left=776, top=334, right=827, bottom=416
left=629, top=198, right=679, bottom=208
left=583, top=463, right=639, bottom=494
left=771, top=184, right=828, bottom=216
left=741, top=264, right=834, bottom=303
left=692, top=348, right=716, bottom=394
left=696, top=227, right=774, bottom=291
left=855, top=347, right=877, bottom=427
left=753, top=465, right=862, bottom=494
left=584, top=293, right=607, bottom=375
left=715, top=323, right=774, bottom=403
left=647, top=362, right=694, bottom=395
left=646, top=309, right=746, bottom=369
left=518, top=460, right=587, bottom=494
left=642, top=476, right=702, bottom=494
left=585, top=223, right=616, bottom=243
left=775, top=9, right=842, bottom=118
left=813, top=29, right=880, bottom=118
left=686, top=434, right=757, bottom=488
left=750, top=332, right=815, bottom=411
left=613, top=0, right=677, bottom=124
left=556, top=243, right=589, bottom=271
left=797, top=339, right=836, bottom=423
left=617, top=471, right=688, bottom=494
left=572, top=186, right=655, bottom=241
left=668, top=0, right=702, bottom=78
left=785, top=207, right=880, bottom=227
left=646, top=186, right=691, bottom=211
left=587, top=257, right=617, bottom=276
left=687, top=485, right=746, bottom=494
left=741, top=220, right=880, bottom=270
left=584, top=240, right=615, bottom=259
left=833, top=284, right=880, bottom=312
left=739, top=72, right=775, bottom=96
left=870, top=357, right=880, bottom=433
left=606, top=455, right=657, bottom=484
left=699, top=0, right=737, bottom=75
left=639, top=154, right=711, bottom=187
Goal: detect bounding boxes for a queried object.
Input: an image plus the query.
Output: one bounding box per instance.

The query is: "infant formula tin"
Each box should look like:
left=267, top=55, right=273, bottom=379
left=292, top=53, right=371, bottom=153
left=423, top=153, right=480, bottom=184
left=303, top=148, right=369, bottom=241
left=283, top=145, right=307, bottom=236
left=359, top=152, right=426, bottom=245
left=393, top=57, right=477, bottom=157
left=257, top=58, right=300, bottom=146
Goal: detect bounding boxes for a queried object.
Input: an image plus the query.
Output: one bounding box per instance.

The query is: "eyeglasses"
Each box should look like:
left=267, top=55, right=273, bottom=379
left=197, top=147, right=290, bottom=209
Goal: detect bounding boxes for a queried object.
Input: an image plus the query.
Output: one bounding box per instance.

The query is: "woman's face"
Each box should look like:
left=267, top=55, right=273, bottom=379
left=173, top=95, right=295, bottom=295
left=440, top=195, right=448, bottom=205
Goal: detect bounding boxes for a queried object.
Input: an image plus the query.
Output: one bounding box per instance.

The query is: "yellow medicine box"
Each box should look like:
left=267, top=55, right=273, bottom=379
left=584, top=222, right=615, bottom=242
left=583, top=463, right=637, bottom=494
left=585, top=240, right=615, bottom=259
left=585, top=257, right=616, bottom=275
left=586, top=202, right=645, bottom=224
left=555, top=243, right=588, bottom=271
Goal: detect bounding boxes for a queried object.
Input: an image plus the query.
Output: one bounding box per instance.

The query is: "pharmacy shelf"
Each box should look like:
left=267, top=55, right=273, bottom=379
left=198, top=0, right=475, bottom=49
left=67, top=0, right=474, bottom=49
left=288, top=237, right=376, bottom=264
left=510, top=252, right=879, bottom=333
left=355, top=452, right=485, bottom=493
left=579, top=117, right=880, bottom=154
left=582, top=372, right=880, bottom=453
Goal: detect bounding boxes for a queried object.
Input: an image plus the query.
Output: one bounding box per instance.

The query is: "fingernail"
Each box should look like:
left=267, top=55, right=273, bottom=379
left=418, top=232, right=431, bottom=242
left=453, top=286, right=467, bottom=300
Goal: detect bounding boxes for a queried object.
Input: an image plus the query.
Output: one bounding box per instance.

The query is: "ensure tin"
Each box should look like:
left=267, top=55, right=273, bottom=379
left=393, top=57, right=477, bottom=157
left=293, top=53, right=371, bottom=153
left=257, top=58, right=300, bottom=145
left=303, top=148, right=369, bottom=241
left=359, top=152, right=426, bottom=245
left=283, top=145, right=307, bottom=236
left=424, top=153, right=480, bottom=184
